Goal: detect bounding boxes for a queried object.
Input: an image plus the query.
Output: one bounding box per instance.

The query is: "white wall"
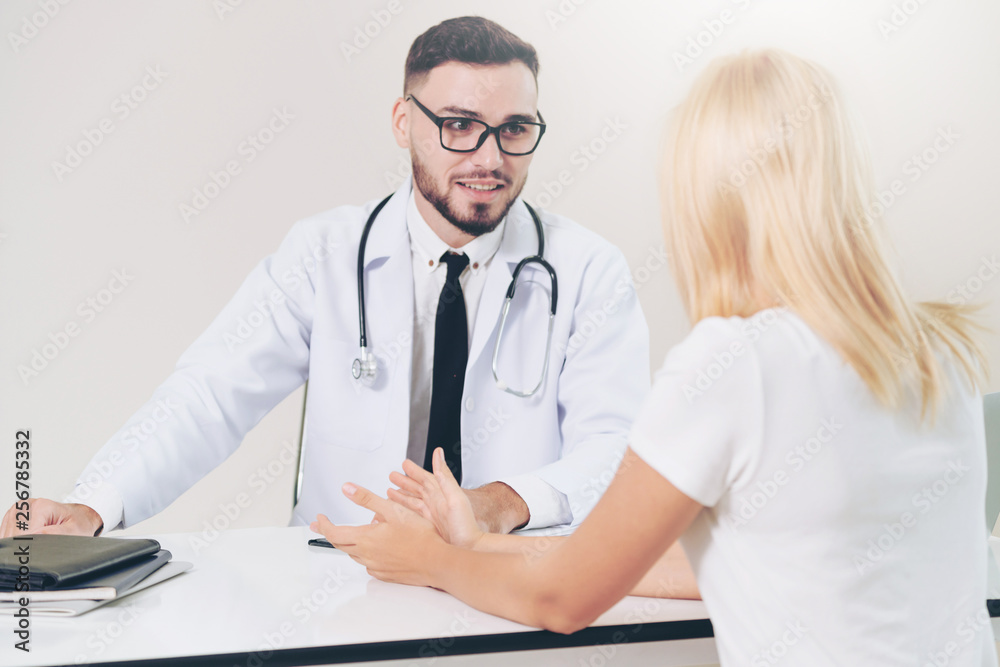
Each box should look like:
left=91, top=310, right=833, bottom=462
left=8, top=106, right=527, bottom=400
left=1, top=0, right=998, bottom=536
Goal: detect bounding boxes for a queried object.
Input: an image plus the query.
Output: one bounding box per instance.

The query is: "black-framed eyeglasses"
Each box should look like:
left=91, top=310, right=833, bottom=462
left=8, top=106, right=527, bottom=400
left=406, top=95, right=546, bottom=156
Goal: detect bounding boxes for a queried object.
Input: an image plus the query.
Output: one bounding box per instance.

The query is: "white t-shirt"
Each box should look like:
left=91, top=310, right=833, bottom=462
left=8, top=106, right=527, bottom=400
left=630, top=308, right=996, bottom=667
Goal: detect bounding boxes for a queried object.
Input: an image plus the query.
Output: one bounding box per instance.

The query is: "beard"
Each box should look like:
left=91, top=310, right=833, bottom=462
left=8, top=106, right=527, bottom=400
left=411, top=152, right=526, bottom=237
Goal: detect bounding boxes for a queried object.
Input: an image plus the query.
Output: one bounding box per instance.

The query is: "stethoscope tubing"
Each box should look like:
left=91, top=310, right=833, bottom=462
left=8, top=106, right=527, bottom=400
left=354, top=193, right=557, bottom=396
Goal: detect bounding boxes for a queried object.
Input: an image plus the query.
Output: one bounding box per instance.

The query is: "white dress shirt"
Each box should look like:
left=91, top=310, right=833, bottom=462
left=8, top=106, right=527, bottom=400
left=404, top=194, right=565, bottom=521
left=405, top=192, right=504, bottom=465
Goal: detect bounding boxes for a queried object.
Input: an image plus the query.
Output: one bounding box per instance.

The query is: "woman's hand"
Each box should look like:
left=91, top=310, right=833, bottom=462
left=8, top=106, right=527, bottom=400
left=387, top=447, right=485, bottom=550
left=310, top=483, right=448, bottom=588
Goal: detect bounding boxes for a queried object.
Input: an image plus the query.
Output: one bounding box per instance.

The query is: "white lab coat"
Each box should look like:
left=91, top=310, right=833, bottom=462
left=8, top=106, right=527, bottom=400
left=69, top=177, right=650, bottom=530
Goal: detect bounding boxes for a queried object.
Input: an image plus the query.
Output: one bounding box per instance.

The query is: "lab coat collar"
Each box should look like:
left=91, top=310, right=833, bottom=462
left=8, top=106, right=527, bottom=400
left=495, top=198, right=540, bottom=265
left=361, top=176, right=538, bottom=268
left=359, top=176, right=542, bottom=371
left=360, top=176, right=414, bottom=267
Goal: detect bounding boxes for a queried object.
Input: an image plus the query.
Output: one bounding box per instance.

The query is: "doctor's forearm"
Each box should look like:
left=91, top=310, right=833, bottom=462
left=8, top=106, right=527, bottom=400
left=466, top=482, right=529, bottom=534
left=628, top=542, right=701, bottom=599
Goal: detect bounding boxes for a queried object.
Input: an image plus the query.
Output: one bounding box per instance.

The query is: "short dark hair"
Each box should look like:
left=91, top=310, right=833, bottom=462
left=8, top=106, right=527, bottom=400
left=404, top=16, right=539, bottom=95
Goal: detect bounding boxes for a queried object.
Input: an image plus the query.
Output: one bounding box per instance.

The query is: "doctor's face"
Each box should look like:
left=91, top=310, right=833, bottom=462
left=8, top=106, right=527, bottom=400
left=396, top=61, right=539, bottom=237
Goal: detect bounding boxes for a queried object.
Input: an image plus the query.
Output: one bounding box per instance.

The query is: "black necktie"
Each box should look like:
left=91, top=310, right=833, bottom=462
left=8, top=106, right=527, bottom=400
left=424, top=251, right=470, bottom=483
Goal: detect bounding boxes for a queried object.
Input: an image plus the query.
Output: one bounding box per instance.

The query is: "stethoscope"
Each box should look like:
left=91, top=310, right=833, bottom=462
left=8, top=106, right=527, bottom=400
left=351, top=193, right=558, bottom=397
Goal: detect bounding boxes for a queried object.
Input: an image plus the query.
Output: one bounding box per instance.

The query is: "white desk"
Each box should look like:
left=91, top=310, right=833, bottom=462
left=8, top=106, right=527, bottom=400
left=0, top=526, right=717, bottom=667
left=7, top=528, right=1000, bottom=666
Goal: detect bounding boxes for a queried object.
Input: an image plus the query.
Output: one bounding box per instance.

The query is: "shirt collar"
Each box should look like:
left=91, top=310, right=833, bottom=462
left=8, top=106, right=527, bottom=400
left=406, top=190, right=506, bottom=275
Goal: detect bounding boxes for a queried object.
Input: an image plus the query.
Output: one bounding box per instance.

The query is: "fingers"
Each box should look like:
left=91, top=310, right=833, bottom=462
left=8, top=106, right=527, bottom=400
left=0, top=498, right=64, bottom=538
left=341, top=483, right=395, bottom=518
left=0, top=505, right=12, bottom=538
left=387, top=488, right=431, bottom=521
left=405, top=454, right=453, bottom=504
left=387, top=488, right=426, bottom=511
left=34, top=502, right=99, bottom=536
left=432, top=448, right=462, bottom=494
left=0, top=504, right=14, bottom=537
left=401, top=459, right=436, bottom=486
left=25, top=498, right=56, bottom=534
left=0, top=499, right=32, bottom=537
left=388, top=472, right=425, bottom=500
left=312, top=513, right=366, bottom=548
left=310, top=516, right=383, bottom=571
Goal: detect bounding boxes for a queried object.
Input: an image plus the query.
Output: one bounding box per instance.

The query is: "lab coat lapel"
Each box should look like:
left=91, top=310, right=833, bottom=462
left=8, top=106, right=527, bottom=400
left=361, top=177, right=412, bottom=269
left=357, top=179, right=414, bottom=450
left=468, top=200, right=538, bottom=369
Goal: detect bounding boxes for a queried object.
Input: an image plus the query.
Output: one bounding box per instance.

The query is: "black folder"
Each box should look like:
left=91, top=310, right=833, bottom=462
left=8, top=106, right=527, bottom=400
left=0, top=535, right=161, bottom=591
left=0, top=549, right=172, bottom=601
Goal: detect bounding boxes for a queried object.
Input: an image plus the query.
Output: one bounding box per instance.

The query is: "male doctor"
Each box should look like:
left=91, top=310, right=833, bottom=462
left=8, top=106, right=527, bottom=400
left=1, top=16, right=648, bottom=538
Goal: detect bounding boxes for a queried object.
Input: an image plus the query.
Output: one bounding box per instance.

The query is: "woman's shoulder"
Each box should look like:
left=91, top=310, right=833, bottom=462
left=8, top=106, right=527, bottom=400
left=660, top=308, right=841, bottom=395
left=670, top=308, right=823, bottom=364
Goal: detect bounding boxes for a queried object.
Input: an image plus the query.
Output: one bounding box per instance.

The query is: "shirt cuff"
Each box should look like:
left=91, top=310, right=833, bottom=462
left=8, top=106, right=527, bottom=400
left=63, top=483, right=124, bottom=535
left=499, top=473, right=572, bottom=530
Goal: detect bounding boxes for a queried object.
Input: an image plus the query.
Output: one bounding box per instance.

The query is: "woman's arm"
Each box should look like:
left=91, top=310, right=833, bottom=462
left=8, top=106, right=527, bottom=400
left=469, top=534, right=700, bottom=599
left=386, top=454, right=701, bottom=600
left=313, top=447, right=702, bottom=633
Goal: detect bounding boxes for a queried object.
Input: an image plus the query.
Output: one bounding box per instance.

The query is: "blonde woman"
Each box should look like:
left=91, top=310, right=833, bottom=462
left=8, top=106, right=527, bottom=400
left=312, top=49, right=994, bottom=665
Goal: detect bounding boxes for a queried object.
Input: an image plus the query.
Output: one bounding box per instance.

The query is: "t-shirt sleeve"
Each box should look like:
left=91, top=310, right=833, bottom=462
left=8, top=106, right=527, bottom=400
left=629, top=316, right=764, bottom=508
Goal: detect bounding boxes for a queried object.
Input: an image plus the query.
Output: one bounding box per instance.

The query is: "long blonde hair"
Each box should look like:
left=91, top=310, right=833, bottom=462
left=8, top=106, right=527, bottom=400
left=662, top=49, right=987, bottom=419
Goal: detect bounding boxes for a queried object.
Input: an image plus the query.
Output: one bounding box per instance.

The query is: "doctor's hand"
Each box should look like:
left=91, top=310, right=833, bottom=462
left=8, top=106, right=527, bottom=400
left=310, top=484, right=447, bottom=588
left=0, top=498, right=103, bottom=538
left=387, top=448, right=484, bottom=550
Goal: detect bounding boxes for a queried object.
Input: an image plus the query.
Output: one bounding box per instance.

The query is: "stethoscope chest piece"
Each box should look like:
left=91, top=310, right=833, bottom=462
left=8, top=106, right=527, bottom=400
left=352, top=348, right=377, bottom=383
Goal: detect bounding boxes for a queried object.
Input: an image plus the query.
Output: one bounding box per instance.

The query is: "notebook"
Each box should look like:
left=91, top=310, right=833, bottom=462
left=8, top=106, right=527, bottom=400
left=0, top=549, right=171, bottom=602
left=0, top=560, right=193, bottom=617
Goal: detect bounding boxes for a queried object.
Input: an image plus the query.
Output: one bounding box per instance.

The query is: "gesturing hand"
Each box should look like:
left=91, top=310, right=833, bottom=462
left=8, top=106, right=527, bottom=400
left=387, top=448, right=484, bottom=550
left=310, top=482, right=447, bottom=588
